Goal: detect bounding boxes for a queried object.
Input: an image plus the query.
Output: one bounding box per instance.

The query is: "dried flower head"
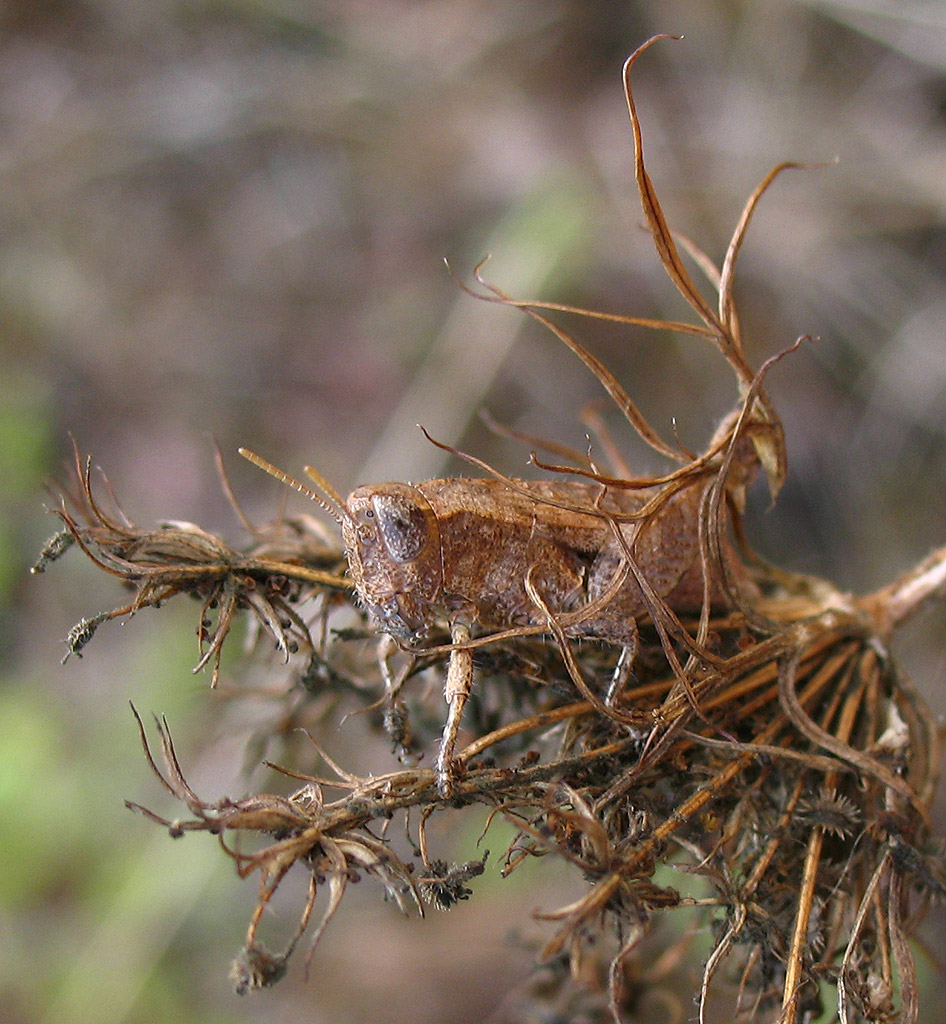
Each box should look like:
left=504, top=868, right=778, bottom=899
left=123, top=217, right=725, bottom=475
left=42, top=35, right=945, bottom=1024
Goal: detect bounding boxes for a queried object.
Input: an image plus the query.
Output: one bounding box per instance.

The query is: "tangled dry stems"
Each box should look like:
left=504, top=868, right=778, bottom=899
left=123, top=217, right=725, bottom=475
left=39, top=36, right=946, bottom=1024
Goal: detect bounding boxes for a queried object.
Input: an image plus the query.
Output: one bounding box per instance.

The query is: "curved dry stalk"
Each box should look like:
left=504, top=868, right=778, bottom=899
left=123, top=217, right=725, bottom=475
left=444, top=255, right=716, bottom=339
left=717, top=161, right=807, bottom=350
left=622, top=36, right=725, bottom=341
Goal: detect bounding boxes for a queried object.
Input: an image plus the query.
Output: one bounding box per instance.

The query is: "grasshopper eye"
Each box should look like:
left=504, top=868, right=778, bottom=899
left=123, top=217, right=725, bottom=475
left=371, top=493, right=429, bottom=563
left=353, top=506, right=375, bottom=542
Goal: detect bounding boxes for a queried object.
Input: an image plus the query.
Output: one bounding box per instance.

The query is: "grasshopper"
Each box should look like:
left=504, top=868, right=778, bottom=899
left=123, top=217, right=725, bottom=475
left=240, top=448, right=745, bottom=795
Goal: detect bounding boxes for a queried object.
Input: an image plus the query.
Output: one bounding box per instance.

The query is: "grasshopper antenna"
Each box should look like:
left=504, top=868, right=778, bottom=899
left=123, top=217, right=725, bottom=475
left=238, top=448, right=350, bottom=527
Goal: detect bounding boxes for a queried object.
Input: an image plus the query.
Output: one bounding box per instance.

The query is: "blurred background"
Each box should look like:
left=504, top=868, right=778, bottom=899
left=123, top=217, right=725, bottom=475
left=2, top=1, right=946, bottom=1022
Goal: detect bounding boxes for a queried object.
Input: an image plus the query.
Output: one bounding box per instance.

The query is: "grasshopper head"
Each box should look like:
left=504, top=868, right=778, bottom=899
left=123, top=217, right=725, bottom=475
left=343, top=483, right=443, bottom=642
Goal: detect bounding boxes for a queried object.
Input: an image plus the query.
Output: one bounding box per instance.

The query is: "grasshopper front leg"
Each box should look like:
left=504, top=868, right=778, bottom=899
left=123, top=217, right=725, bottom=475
left=437, top=621, right=473, bottom=797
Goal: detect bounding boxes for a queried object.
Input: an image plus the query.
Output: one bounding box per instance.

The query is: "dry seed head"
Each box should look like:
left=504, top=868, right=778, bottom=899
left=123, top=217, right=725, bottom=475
left=40, top=34, right=945, bottom=1024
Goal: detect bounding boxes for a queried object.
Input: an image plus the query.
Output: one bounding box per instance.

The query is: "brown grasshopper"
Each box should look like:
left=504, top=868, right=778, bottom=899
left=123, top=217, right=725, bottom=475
left=240, top=447, right=748, bottom=795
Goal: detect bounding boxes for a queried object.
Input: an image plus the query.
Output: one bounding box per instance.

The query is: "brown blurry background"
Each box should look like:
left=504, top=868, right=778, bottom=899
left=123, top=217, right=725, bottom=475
left=2, top=2, right=946, bottom=1022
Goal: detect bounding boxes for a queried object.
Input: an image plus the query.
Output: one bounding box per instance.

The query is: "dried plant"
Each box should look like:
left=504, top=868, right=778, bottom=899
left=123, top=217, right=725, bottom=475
left=38, top=36, right=946, bottom=1024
